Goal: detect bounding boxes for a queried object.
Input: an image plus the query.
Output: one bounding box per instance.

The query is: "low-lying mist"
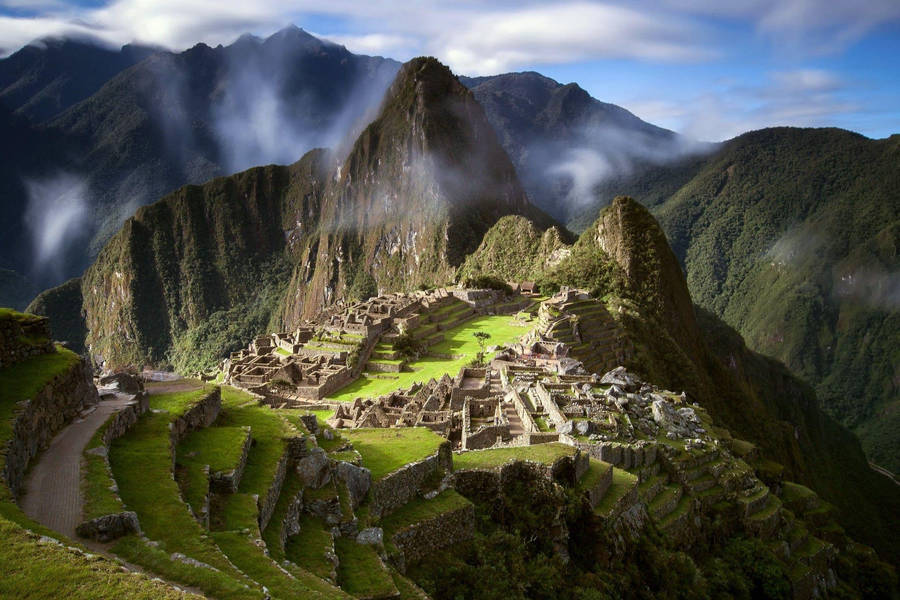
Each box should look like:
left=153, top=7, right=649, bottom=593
left=23, top=172, right=91, bottom=281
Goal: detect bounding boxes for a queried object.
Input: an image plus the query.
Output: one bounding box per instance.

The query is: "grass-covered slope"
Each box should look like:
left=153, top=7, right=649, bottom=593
left=565, top=127, right=899, bottom=474
left=25, top=277, right=87, bottom=353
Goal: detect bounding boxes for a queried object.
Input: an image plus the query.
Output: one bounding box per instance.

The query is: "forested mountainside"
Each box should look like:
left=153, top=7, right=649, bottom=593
left=0, top=27, right=399, bottom=295
left=461, top=196, right=900, bottom=566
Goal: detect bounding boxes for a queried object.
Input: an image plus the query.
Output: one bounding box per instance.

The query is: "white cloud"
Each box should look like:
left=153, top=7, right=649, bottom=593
left=624, top=68, right=858, bottom=141
left=0, top=0, right=712, bottom=71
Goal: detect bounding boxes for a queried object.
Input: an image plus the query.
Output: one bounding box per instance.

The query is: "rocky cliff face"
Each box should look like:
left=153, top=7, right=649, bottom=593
left=281, top=57, right=552, bottom=324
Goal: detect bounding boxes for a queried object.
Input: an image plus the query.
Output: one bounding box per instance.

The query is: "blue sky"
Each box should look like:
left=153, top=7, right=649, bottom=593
left=1, top=0, right=898, bottom=140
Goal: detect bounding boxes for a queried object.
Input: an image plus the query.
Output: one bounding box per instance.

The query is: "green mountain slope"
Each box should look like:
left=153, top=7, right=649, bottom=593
left=463, top=196, right=900, bottom=564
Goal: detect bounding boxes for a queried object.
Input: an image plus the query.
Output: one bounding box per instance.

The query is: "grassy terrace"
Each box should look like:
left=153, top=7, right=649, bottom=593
left=328, top=314, right=531, bottom=402
left=262, top=470, right=303, bottom=562
left=107, top=385, right=264, bottom=599
left=196, top=387, right=349, bottom=599
left=342, top=428, right=446, bottom=480
left=594, top=468, right=639, bottom=517
left=0, top=518, right=199, bottom=599
left=0, top=343, right=205, bottom=598
left=334, top=537, right=398, bottom=599
left=453, top=442, right=576, bottom=470
left=576, top=459, right=613, bottom=492
left=380, top=489, right=471, bottom=536
left=286, top=516, right=335, bottom=580
left=82, top=417, right=127, bottom=520
left=177, top=425, right=249, bottom=514
left=0, top=346, right=80, bottom=442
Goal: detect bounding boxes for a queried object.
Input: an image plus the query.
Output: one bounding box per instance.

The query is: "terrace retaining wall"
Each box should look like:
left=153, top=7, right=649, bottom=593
left=76, top=392, right=149, bottom=541
left=370, top=442, right=452, bottom=518
left=3, top=356, right=99, bottom=497
left=0, top=314, right=55, bottom=369
left=167, top=387, right=222, bottom=472
left=391, top=502, right=475, bottom=569
left=209, top=426, right=253, bottom=493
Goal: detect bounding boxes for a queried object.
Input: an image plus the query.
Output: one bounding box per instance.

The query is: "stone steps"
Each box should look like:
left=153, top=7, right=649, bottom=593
left=657, top=494, right=692, bottom=534
left=686, top=473, right=717, bottom=494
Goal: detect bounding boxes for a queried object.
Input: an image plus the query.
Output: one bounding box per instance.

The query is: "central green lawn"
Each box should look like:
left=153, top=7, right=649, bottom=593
left=328, top=314, right=531, bottom=402
left=453, top=443, right=576, bottom=470
left=342, top=428, right=446, bottom=480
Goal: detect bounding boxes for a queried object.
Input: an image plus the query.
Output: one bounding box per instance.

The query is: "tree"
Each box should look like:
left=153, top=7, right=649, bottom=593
left=473, top=331, right=491, bottom=366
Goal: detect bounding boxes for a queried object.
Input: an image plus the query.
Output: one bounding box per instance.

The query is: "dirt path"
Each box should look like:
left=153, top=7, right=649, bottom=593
left=21, top=394, right=135, bottom=539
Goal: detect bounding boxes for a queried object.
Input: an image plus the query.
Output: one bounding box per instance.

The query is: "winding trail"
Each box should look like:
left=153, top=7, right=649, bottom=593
left=21, top=393, right=134, bottom=539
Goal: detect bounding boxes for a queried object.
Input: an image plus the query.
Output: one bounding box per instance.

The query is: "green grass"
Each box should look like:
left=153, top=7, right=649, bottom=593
left=111, top=535, right=263, bottom=600
left=380, top=489, right=471, bottom=536
left=108, top=386, right=248, bottom=582
left=453, top=442, right=575, bottom=471
left=285, top=516, right=336, bottom=580
left=215, top=386, right=298, bottom=499
left=179, top=425, right=249, bottom=474
left=82, top=451, right=125, bottom=520
left=658, top=495, right=692, bottom=530
left=0, top=520, right=201, bottom=600
left=212, top=531, right=349, bottom=600
left=262, top=470, right=303, bottom=562
left=576, top=459, right=612, bottom=492
left=342, top=428, right=446, bottom=480
left=390, top=569, right=428, bottom=600
left=334, top=537, right=398, bottom=599
left=781, top=481, right=816, bottom=505
left=0, top=346, right=80, bottom=443
left=275, top=347, right=291, bottom=356
left=594, top=468, right=639, bottom=517
left=328, top=314, right=530, bottom=402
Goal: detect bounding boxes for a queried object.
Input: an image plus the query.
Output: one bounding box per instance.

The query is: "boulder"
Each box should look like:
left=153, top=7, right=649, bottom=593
left=600, top=367, right=639, bottom=392
left=296, top=448, right=331, bottom=489
left=356, top=527, right=384, bottom=546
left=557, top=421, right=575, bottom=435
left=335, top=461, right=372, bottom=509
left=98, top=372, right=143, bottom=394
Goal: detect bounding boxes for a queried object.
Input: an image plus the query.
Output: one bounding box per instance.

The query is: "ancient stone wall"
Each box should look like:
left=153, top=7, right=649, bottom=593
left=0, top=314, right=55, bottom=369
left=370, top=442, right=452, bottom=518
left=259, top=442, right=295, bottom=531
left=167, top=387, right=221, bottom=472
left=391, top=502, right=475, bottom=568
left=2, top=357, right=98, bottom=497
left=101, top=392, right=150, bottom=446
left=210, top=426, right=252, bottom=493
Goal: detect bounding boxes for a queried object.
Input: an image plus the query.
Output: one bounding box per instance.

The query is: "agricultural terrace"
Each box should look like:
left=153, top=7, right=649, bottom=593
left=328, top=313, right=531, bottom=402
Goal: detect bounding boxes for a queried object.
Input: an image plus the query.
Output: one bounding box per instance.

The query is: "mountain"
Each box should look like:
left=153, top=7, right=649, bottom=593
left=73, top=57, right=552, bottom=370
left=568, top=128, right=899, bottom=475
left=465, top=77, right=899, bottom=476
left=464, top=196, right=900, bottom=565
left=0, top=26, right=399, bottom=298
left=0, top=37, right=158, bottom=123
left=461, top=71, right=705, bottom=223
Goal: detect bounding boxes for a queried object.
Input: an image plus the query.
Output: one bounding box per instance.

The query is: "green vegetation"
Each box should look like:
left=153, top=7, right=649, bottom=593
left=0, top=519, right=198, bottom=599
left=286, top=516, right=336, bottom=580
left=594, top=468, right=638, bottom=516
left=25, top=278, right=87, bottom=353
left=0, top=346, right=80, bottom=442
left=453, top=443, right=575, bottom=470
left=381, top=490, right=472, bottom=536
left=334, top=537, right=397, bottom=599
left=108, top=387, right=249, bottom=583
left=575, top=459, right=612, bottom=492
left=329, top=314, right=530, bottom=402
left=82, top=420, right=126, bottom=520
left=343, top=428, right=445, bottom=480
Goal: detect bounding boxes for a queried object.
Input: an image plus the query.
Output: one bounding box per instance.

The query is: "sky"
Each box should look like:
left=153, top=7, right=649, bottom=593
left=1, top=0, right=898, bottom=141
